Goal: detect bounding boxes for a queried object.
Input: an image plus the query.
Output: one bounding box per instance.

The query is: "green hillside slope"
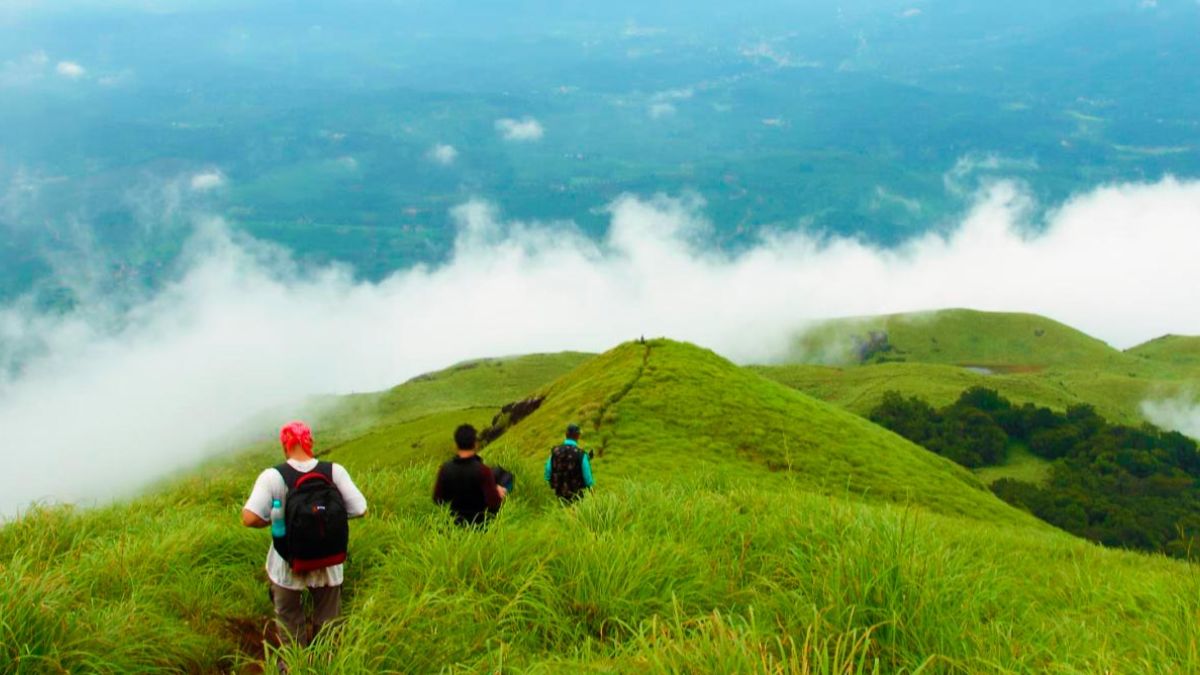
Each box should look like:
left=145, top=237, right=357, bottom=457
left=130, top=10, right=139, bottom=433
left=312, top=351, right=592, bottom=464
left=790, top=308, right=1127, bottom=368
left=1129, top=335, right=1200, bottom=370
left=4, top=338, right=1200, bottom=672
left=751, top=361, right=1095, bottom=418
left=489, top=339, right=1032, bottom=526
left=767, top=309, right=1197, bottom=426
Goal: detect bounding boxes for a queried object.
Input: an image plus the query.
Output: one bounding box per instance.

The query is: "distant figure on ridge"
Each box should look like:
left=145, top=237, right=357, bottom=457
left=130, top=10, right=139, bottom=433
left=545, top=423, right=594, bottom=502
left=240, top=421, right=368, bottom=647
left=433, top=424, right=512, bottom=526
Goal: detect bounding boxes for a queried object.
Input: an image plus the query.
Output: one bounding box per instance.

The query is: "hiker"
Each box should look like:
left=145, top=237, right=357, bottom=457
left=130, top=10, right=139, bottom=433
left=240, top=421, right=368, bottom=646
left=545, top=423, right=594, bottom=502
left=433, top=424, right=511, bottom=526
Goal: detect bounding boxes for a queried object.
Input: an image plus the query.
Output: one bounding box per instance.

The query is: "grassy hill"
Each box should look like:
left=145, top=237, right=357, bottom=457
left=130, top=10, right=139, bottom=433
left=788, top=308, right=1128, bottom=369
left=486, top=340, right=1029, bottom=526
left=1129, top=334, right=1200, bottom=369
left=762, top=309, right=1199, bottom=427
left=4, top=337, right=1200, bottom=672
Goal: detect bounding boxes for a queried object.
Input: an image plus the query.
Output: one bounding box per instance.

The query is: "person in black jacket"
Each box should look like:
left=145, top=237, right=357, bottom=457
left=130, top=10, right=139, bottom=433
left=433, top=424, right=509, bottom=526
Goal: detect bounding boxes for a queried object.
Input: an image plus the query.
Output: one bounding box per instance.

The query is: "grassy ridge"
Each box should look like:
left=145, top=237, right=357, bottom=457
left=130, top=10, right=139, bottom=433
left=499, top=340, right=1030, bottom=526
left=1129, top=335, right=1200, bottom=369
left=789, top=309, right=1127, bottom=368
left=765, top=309, right=1200, bottom=425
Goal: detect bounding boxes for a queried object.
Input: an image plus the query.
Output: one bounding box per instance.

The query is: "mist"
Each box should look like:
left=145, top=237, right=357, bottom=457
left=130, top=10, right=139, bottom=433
left=3, top=176, right=1200, bottom=516
left=1143, top=396, right=1200, bottom=441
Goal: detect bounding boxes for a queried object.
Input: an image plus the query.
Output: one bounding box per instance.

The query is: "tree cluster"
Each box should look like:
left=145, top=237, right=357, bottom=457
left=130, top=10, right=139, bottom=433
left=870, top=387, right=1200, bottom=558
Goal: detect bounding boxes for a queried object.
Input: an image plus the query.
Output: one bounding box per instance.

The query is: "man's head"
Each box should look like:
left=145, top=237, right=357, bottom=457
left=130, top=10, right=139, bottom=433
left=454, top=424, right=478, bottom=452
left=566, top=423, right=581, bottom=441
left=280, top=420, right=314, bottom=458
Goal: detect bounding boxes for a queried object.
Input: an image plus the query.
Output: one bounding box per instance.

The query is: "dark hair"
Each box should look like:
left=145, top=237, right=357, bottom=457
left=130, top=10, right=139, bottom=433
left=566, top=423, right=581, bottom=440
left=454, top=424, right=478, bottom=450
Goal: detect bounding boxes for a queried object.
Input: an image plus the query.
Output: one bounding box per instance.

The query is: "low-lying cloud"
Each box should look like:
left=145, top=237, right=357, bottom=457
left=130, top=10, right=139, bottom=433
left=3, top=177, right=1200, bottom=516
left=427, top=143, right=458, bottom=165
left=1143, top=396, right=1200, bottom=440
left=189, top=170, right=225, bottom=191
left=495, top=117, right=544, bottom=142
left=55, top=60, right=86, bottom=78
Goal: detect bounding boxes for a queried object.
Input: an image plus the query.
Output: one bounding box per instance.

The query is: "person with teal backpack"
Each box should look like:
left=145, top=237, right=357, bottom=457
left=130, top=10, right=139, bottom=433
left=545, top=423, right=594, bottom=502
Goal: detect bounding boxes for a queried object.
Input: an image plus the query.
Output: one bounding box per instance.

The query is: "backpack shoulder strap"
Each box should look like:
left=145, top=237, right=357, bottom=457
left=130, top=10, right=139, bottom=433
left=275, top=462, right=304, bottom=489
left=314, top=461, right=334, bottom=479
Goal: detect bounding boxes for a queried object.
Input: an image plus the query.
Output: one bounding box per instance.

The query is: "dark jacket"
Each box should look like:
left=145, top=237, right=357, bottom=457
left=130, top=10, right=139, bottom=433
left=433, top=454, right=503, bottom=526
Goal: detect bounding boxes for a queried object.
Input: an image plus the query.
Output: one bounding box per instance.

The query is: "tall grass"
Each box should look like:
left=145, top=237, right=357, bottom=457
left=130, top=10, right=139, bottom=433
left=5, top=440, right=1197, bottom=673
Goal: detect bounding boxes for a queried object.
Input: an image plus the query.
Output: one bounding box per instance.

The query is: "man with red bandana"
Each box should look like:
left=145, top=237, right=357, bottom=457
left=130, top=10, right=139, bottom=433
left=240, top=421, right=368, bottom=645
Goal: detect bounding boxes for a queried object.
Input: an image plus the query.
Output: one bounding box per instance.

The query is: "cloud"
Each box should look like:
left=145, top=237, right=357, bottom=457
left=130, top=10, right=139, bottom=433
left=1142, top=396, right=1200, bottom=440
left=495, top=117, right=544, bottom=142
left=647, top=87, right=692, bottom=119
left=622, top=21, right=665, bottom=38
left=0, top=51, right=50, bottom=87
left=739, top=41, right=820, bottom=69
left=189, top=171, right=225, bottom=192
left=943, top=153, right=1038, bottom=196
left=648, top=102, right=676, bottom=119
left=427, top=144, right=458, bottom=166
left=55, top=60, right=86, bottom=78
left=4, top=177, right=1200, bottom=516
left=901, top=8, right=923, bottom=18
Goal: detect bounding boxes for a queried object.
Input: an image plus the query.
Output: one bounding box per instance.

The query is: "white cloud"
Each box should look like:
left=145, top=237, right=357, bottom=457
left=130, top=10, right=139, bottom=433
left=427, top=144, right=458, bottom=166
left=189, top=171, right=225, bottom=192
left=0, top=51, right=50, bottom=87
left=4, top=177, right=1200, bottom=516
left=495, top=117, right=544, bottom=142
left=901, top=8, right=923, bottom=18
left=1143, top=396, right=1200, bottom=440
left=648, top=102, right=676, bottom=119
left=739, top=41, right=820, bottom=69
left=655, top=87, right=694, bottom=101
left=622, top=21, right=665, bottom=38
left=647, top=88, right=692, bottom=118
left=55, top=60, right=86, bottom=78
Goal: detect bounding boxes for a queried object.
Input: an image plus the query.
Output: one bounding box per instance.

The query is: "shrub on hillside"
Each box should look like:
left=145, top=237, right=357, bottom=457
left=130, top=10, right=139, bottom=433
left=871, top=387, right=1200, bottom=558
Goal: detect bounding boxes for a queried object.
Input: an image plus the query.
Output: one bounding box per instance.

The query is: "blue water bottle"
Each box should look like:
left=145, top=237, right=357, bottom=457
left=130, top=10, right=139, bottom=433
left=270, top=498, right=286, bottom=537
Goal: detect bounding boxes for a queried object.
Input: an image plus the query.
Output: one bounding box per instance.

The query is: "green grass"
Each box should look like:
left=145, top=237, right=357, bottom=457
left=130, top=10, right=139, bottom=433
left=4, top=335, right=1200, bottom=672
left=308, top=351, right=592, bottom=444
left=497, top=339, right=1030, bottom=527
left=1128, top=335, right=1200, bottom=369
left=5, top=448, right=1200, bottom=673
left=975, top=445, right=1052, bottom=487
left=787, top=309, right=1129, bottom=369
left=761, top=309, right=1200, bottom=425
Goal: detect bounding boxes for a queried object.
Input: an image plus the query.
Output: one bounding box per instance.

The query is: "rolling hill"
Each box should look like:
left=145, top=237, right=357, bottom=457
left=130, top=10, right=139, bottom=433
left=785, top=308, right=1130, bottom=369
left=1128, top=334, right=1200, bottom=369
left=759, top=308, right=1199, bottom=426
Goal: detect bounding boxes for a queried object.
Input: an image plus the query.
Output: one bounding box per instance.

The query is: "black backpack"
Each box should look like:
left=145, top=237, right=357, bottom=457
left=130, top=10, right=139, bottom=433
left=272, top=462, right=349, bottom=573
left=548, top=444, right=587, bottom=500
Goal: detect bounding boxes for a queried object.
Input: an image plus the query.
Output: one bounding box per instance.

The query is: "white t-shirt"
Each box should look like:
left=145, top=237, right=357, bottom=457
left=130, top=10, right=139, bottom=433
left=243, top=458, right=368, bottom=590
